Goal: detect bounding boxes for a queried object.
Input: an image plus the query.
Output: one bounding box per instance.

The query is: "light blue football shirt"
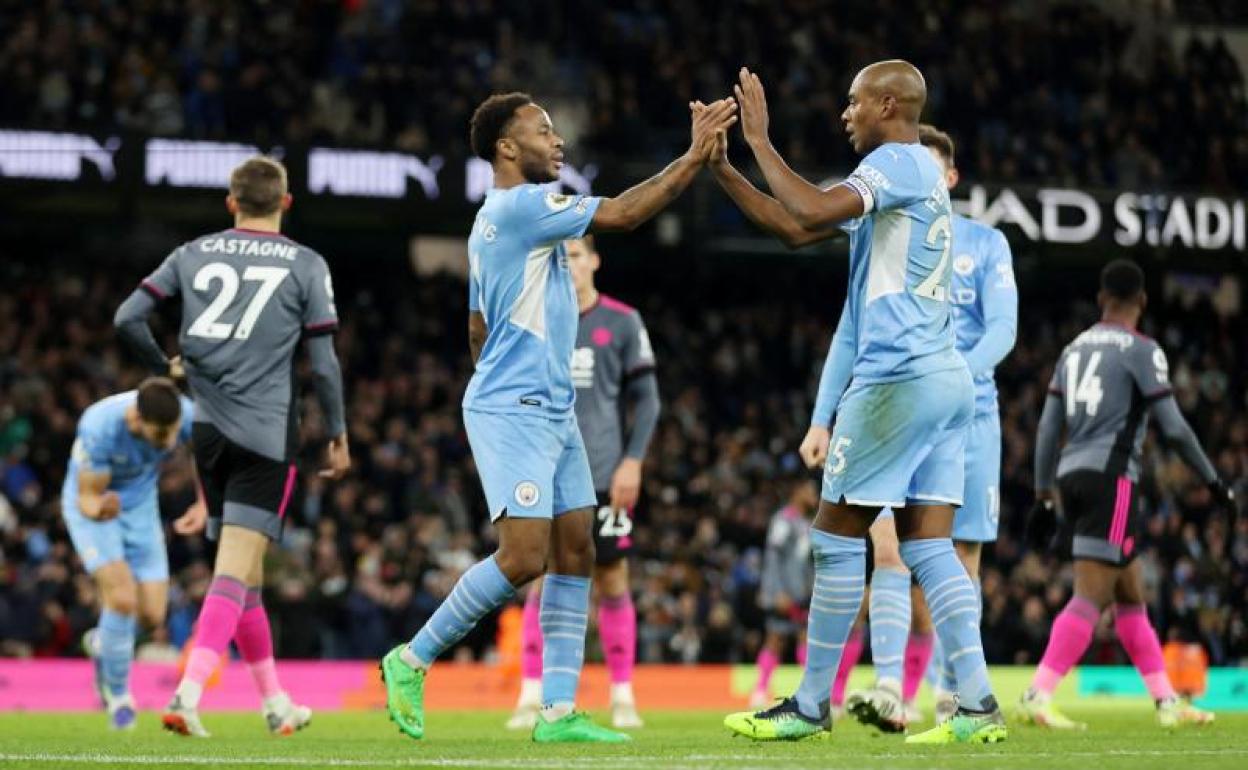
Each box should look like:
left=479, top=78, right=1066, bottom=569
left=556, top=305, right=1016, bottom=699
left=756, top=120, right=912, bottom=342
left=836, top=141, right=964, bottom=384
left=64, top=391, right=194, bottom=512
left=463, top=184, right=602, bottom=417
left=949, top=214, right=1018, bottom=416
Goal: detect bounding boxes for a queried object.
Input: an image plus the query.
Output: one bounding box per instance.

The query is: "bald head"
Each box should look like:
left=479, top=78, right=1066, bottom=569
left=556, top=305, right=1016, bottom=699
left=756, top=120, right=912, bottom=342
left=856, top=60, right=926, bottom=121
left=841, top=59, right=927, bottom=154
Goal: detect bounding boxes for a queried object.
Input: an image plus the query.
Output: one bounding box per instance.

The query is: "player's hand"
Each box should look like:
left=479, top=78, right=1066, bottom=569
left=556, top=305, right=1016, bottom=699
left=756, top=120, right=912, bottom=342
left=91, top=491, right=122, bottom=522
left=610, top=457, right=643, bottom=511
left=167, top=355, right=185, bottom=382
left=173, top=499, right=207, bottom=535
left=1209, top=479, right=1239, bottom=523
left=799, top=426, right=831, bottom=470
left=319, top=433, right=351, bottom=480
left=690, top=101, right=733, bottom=167
left=734, top=67, right=770, bottom=147
left=687, top=97, right=737, bottom=164
left=1024, top=493, right=1059, bottom=551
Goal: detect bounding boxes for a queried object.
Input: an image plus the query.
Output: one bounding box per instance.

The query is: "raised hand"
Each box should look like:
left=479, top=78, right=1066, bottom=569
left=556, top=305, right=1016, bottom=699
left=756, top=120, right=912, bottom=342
left=734, top=67, right=770, bottom=147
left=688, top=97, right=737, bottom=163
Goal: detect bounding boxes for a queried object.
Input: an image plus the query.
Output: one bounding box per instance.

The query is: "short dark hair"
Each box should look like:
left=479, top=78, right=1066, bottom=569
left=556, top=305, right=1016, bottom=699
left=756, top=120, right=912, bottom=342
left=918, top=124, right=955, bottom=168
left=469, top=92, right=533, bottom=161
left=229, top=156, right=287, bottom=217
left=1100, top=258, right=1145, bottom=301
left=136, top=377, right=182, bottom=426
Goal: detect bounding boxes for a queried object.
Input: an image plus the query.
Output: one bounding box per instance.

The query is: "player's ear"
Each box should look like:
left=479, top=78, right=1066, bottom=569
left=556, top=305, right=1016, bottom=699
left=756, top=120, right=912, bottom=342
left=281, top=193, right=293, bottom=212
left=1138, top=291, right=1148, bottom=313
left=946, top=166, right=960, bottom=191
left=590, top=251, right=601, bottom=273
left=225, top=195, right=239, bottom=215
left=497, top=137, right=518, bottom=162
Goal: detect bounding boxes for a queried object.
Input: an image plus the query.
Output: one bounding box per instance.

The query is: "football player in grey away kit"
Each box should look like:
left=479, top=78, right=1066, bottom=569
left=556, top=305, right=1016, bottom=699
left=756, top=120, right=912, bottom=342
left=1019, top=259, right=1234, bottom=730
left=113, top=157, right=350, bottom=737
left=748, top=478, right=820, bottom=708
left=508, top=235, right=661, bottom=730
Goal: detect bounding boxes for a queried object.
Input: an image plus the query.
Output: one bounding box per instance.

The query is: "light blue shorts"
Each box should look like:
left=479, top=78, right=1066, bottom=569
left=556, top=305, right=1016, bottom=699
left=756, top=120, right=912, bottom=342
left=463, top=409, right=597, bottom=522
left=62, top=499, right=168, bottom=582
left=952, top=411, right=1002, bottom=542
left=822, top=367, right=974, bottom=509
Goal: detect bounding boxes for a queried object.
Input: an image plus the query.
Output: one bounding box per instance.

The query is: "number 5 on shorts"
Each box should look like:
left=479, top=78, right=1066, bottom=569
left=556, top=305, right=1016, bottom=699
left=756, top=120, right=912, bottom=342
left=827, top=437, right=853, bottom=475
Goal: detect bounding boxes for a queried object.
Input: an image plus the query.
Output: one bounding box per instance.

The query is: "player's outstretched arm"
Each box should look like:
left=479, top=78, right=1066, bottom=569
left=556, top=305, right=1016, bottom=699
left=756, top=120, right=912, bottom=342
left=734, top=67, right=864, bottom=230
left=705, top=124, right=841, bottom=249
left=114, top=288, right=172, bottom=375
left=590, top=98, right=737, bottom=232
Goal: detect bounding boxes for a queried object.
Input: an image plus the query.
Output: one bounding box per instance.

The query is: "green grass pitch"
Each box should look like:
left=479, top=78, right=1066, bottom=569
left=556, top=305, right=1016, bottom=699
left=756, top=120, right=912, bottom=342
left=0, top=703, right=1244, bottom=770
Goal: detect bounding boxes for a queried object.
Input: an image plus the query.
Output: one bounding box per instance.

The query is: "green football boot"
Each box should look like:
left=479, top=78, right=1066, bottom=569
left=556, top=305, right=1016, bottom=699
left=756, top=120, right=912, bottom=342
left=905, top=709, right=1008, bottom=744
left=723, top=697, right=831, bottom=741
left=532, top=711, right=632, bottom=743
left=380, top=645, right=426, bottom=740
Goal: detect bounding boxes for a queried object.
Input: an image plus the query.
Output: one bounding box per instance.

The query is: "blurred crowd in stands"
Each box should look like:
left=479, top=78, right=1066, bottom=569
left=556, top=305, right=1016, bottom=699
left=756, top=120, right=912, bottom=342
left=1, top=252, right=1244, bottom=669
left=1, top=0, right=1246, bottom=189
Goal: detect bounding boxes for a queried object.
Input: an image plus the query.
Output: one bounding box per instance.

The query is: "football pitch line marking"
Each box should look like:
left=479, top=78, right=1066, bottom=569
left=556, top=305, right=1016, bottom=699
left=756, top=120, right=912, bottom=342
left=2, top=749, right=1247, bottom=769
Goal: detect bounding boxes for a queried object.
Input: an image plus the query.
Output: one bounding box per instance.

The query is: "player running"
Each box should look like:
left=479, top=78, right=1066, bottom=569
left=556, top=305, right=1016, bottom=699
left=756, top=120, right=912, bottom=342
left=507, top=236, right=661, bottom=730
left=379, top=92, right=736, bottom=743
left=748, top=479, right=818, bottom=708
left=114, top=156, right=351, bottom=737
left=711, top=61, right=1007, bottom=744
left=65, top=378, right=201, bottom=730
left=1018, top=259, right=1231, bottom=730
left=813, top=124, right=1018, bottom=731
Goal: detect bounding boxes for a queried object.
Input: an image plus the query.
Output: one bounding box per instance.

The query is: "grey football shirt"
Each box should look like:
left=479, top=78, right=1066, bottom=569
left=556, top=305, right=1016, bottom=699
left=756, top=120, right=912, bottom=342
left=759, top=505, right=813, bottom=609
left=140, top=228, right=339, bottom=462
left=1047, top=322, right=1172, bottom=481
left=571, top=295, right=656, bottom=491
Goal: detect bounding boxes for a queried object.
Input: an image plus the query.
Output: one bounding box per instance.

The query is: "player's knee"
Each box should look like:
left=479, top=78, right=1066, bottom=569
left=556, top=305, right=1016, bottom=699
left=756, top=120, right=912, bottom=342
left=140, top=604, right=167, bottom=632
left=873, top=540, right=904, bottom=570
left=104, top=587, right=138, bottom=617
left=496, top=542, right=549, bottom=586
left=594, top=560, right=628, bottom=597
left=551, top=536, right=595, bottom=576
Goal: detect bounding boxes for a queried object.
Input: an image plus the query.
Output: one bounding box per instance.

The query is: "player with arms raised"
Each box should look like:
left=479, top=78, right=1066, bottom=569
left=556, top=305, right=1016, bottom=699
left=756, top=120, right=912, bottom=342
left=379, top=92, right=736, bottom=743
left=65, top=378, right=200, bottom=730
left=114, top=157, right=350, bottom=737
left=508, top=235, right=661, bottom=730
left=1019, top=259, right=1231, bottom=729
left=711, top=61, right=1007, bottom=744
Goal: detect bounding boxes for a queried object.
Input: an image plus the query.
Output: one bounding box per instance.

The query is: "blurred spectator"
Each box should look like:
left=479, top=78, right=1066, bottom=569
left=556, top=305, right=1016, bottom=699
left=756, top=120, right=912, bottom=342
left=0, top=2, right=1245, bottom=188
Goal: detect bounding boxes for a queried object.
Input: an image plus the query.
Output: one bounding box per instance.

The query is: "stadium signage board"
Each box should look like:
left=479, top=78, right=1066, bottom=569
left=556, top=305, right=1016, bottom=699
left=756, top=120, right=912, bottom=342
left=958, top=184, right=1248, bottom=252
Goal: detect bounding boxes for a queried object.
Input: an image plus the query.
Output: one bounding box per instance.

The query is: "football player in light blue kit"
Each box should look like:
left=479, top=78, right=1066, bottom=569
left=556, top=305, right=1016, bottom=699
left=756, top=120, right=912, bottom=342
left=62, top=377, right=203, bottom=730
left=804, top=124, right=1019, bottom=731
left=713, top=61, right=1007, bottom=744
left=379, top=91, right=738, bottom=744
left=919, top=123, right=1018, bottom=721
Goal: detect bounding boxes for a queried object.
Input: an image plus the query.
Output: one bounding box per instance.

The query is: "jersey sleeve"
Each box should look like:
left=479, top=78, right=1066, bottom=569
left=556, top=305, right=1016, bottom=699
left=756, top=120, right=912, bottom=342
left=1129, top=342, right=1173, bottom=400
left=73, top=411, right=114, bottom=475
left=622, top=313, right=657, bottom=375
left=468, top=258, right=482, bottom=313
left=140, top=246, right=183, bottom=300
left=301, top=255, right=339, bottom=335
left=178, top=396, right=195, bottom=445
left=839, top=146, right=925, bottom=214
left=512, top=187, right=602, bottom=244
left=961, top=229, right=1019, bottom=376
left=1047, top=348, right=1068, bottom=397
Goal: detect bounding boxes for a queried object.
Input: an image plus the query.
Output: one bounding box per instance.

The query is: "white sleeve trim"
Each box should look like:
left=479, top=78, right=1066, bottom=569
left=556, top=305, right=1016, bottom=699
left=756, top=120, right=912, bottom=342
left=840, top=177, right=875, bottom=214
